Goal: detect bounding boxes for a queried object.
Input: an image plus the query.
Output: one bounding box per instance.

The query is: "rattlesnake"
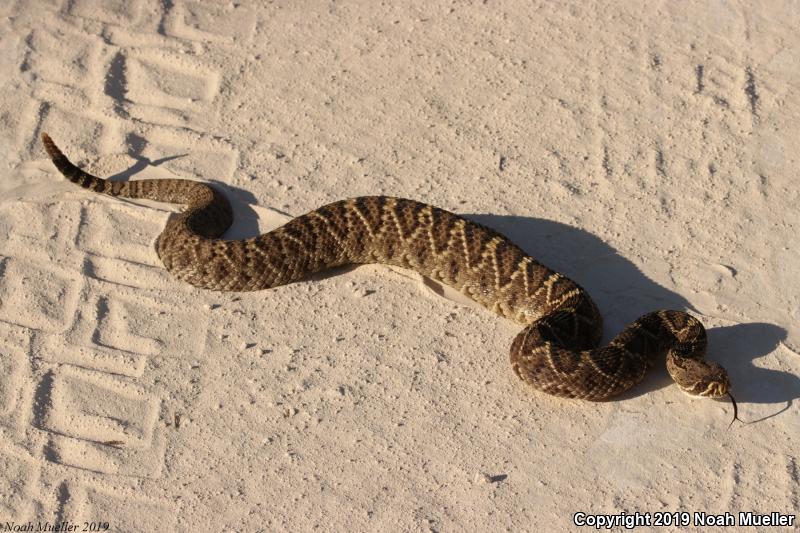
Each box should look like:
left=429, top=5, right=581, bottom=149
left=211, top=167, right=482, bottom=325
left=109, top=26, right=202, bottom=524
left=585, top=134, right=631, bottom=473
left=42, top=133, right=736, bottom=413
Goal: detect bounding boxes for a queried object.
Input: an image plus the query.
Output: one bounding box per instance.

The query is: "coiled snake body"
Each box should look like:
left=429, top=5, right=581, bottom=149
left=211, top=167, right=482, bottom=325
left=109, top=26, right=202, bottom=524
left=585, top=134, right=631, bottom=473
left=42, top=134, right=734, bottom=403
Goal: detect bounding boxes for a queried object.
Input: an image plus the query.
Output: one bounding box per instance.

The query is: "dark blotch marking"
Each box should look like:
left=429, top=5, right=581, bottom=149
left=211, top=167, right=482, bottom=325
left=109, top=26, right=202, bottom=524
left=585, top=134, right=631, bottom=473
left=588, top=347, right=624, bottom=378
left=429, top=207, right=456, bottom=254
left=547, top=347, right=582, bottom=375
left=393, top=199, right=422, bottom=240
left=353, top=197, right=382, bottom=235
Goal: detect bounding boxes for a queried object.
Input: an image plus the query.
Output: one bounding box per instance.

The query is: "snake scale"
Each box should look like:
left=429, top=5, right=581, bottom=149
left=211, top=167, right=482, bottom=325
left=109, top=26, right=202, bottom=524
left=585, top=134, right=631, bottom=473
left=42, top=133, right=735, bottom=408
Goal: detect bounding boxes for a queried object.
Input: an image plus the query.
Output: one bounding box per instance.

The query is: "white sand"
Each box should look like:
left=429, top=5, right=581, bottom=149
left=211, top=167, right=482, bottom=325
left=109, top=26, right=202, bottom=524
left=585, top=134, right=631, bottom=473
left=1, top=1, right=798, bottom=531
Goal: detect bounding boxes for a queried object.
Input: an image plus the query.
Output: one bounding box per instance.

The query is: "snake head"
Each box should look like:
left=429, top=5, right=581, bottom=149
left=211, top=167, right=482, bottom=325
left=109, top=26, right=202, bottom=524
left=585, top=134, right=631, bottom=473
left=693, top=372, right=731, bottom=398
left=668, top=358, right=731, bottom=398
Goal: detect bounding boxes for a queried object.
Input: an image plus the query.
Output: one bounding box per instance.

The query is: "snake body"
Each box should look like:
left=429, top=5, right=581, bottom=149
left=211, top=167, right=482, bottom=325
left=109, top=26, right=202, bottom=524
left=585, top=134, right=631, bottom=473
left=42, top=133, right=732, bottom=401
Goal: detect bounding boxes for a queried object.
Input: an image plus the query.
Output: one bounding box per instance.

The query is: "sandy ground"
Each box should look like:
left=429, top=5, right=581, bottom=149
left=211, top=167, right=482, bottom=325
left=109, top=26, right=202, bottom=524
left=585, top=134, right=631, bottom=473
left=1, top=1, right=799, bottom=531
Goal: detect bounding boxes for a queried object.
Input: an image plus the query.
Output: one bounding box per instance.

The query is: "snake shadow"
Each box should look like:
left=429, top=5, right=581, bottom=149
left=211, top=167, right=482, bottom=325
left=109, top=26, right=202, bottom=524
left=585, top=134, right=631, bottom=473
left=467, top=214, right=796, bottom=413
left=106, top=135, right=264, bottom=239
